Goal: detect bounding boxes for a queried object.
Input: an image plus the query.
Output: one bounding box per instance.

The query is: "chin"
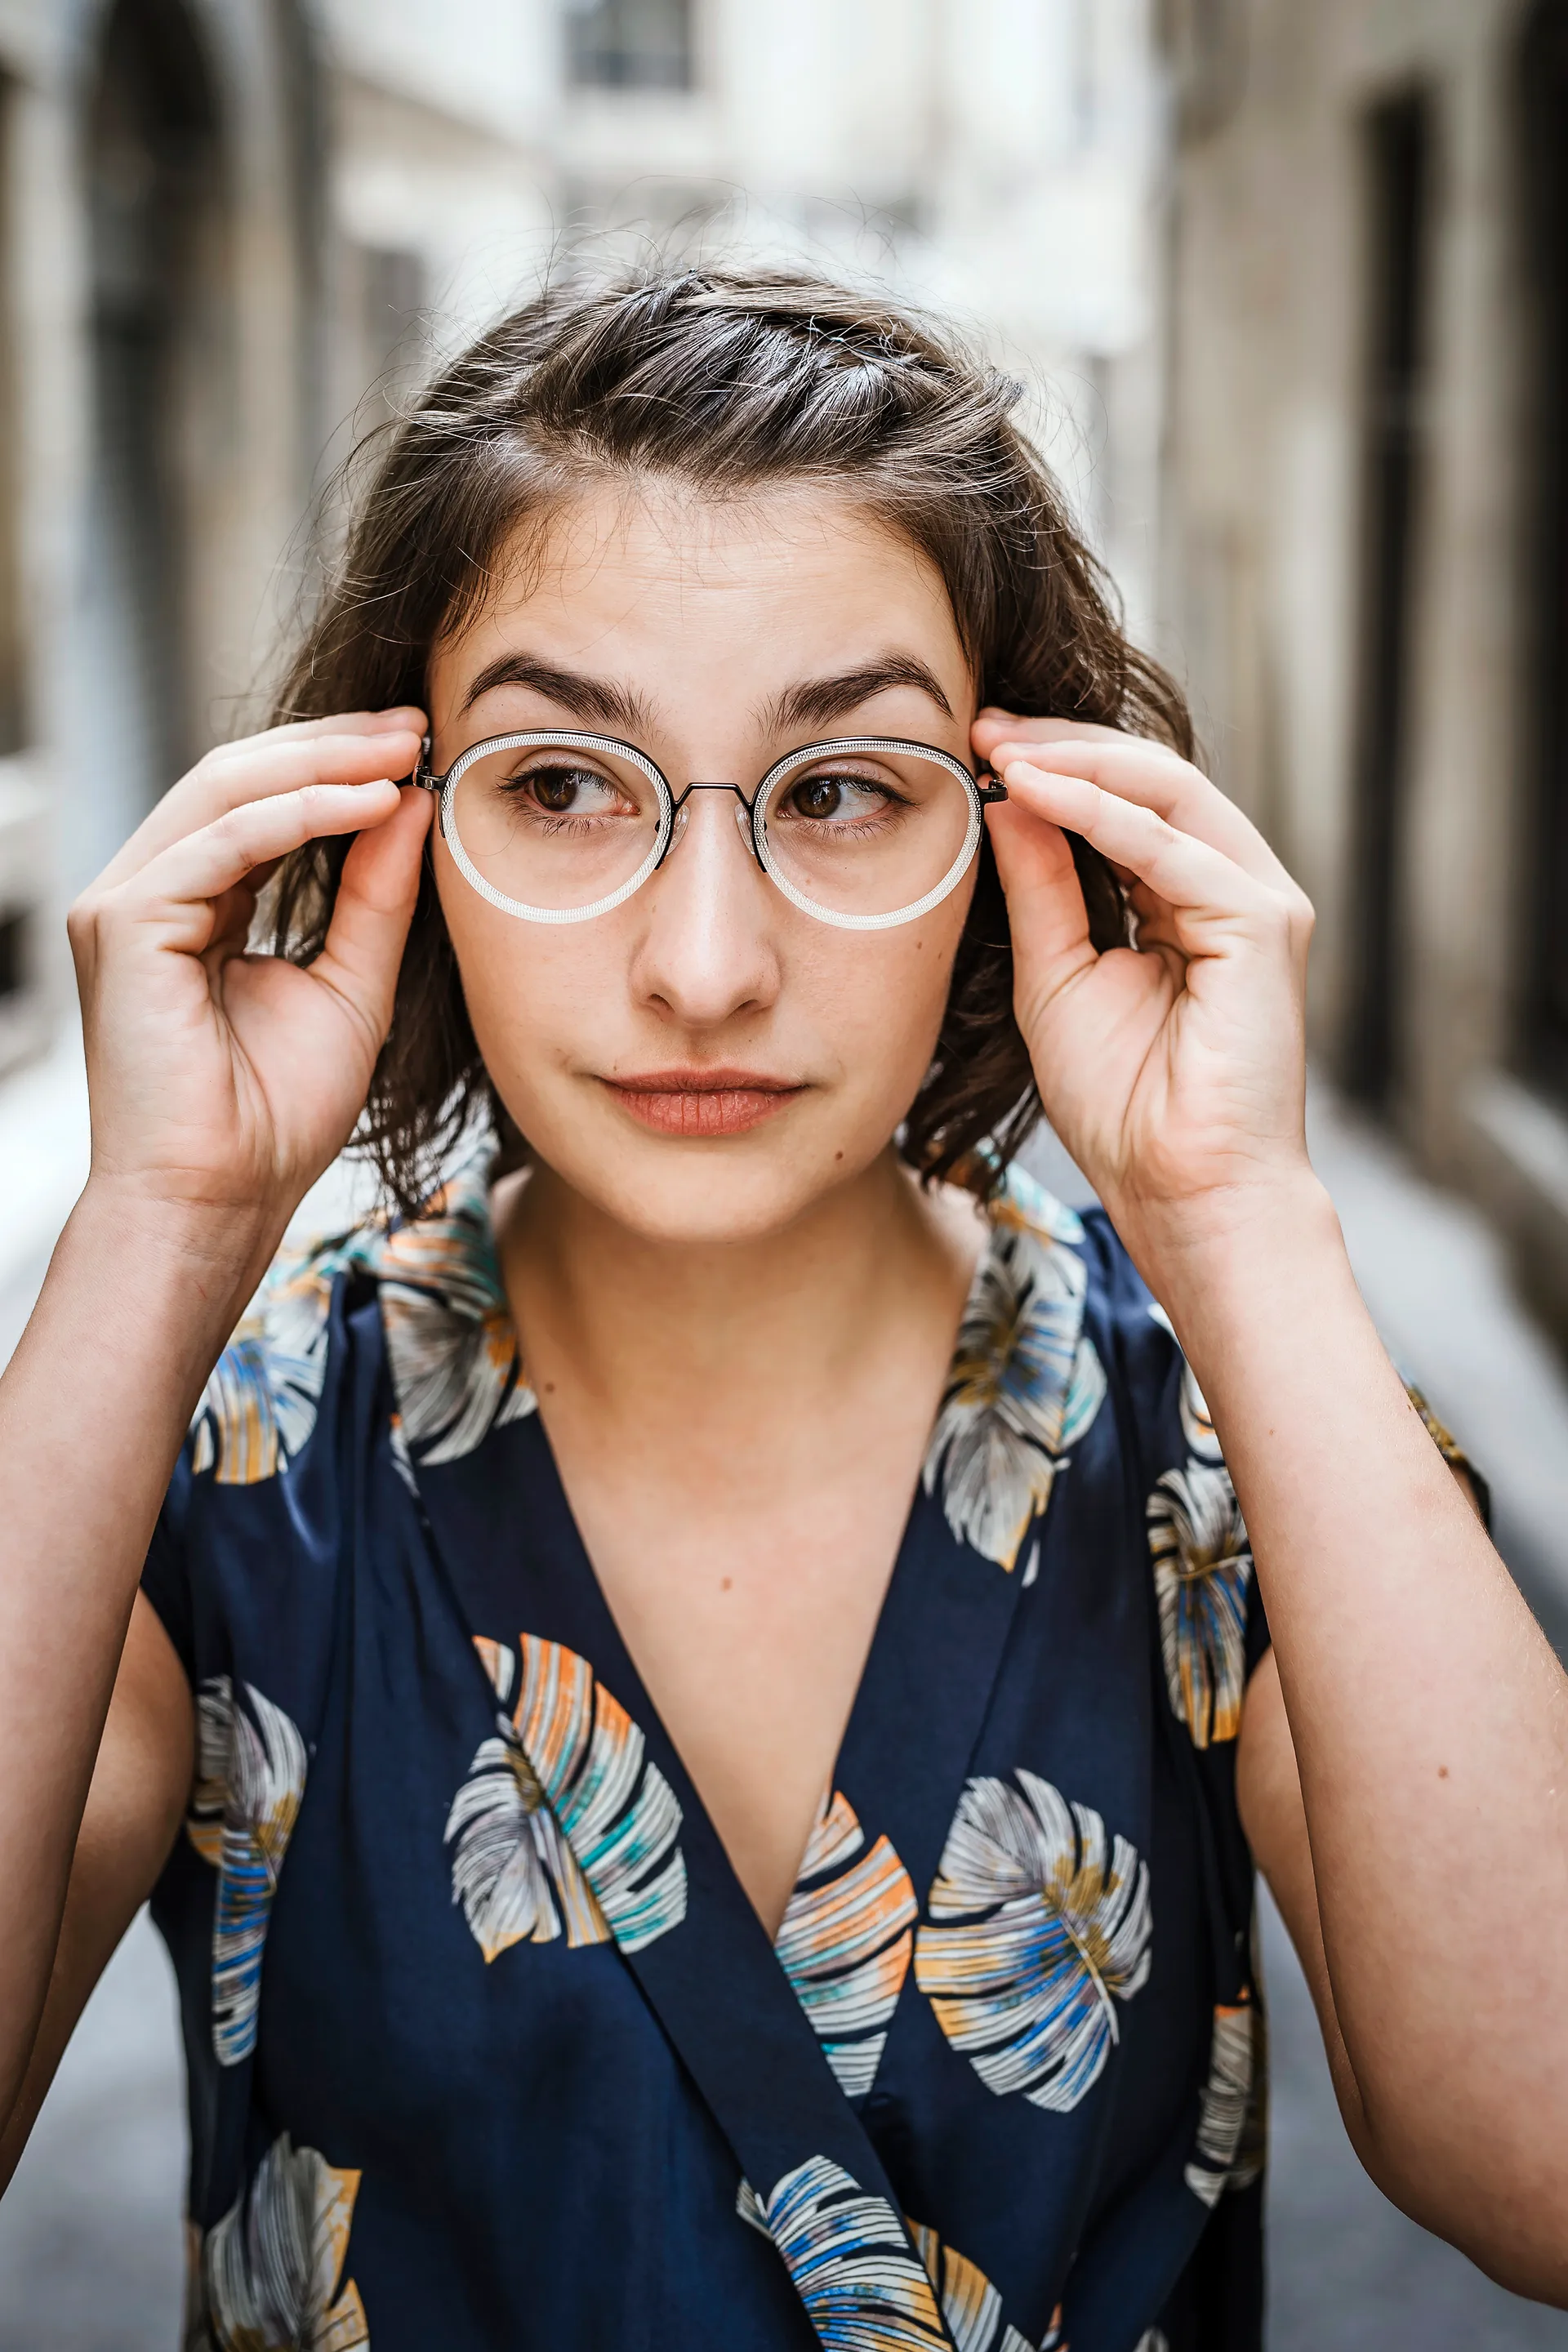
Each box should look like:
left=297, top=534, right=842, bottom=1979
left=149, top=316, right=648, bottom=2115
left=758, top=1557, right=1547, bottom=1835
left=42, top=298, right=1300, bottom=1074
left=523, top=1097, right=894, bottom=1247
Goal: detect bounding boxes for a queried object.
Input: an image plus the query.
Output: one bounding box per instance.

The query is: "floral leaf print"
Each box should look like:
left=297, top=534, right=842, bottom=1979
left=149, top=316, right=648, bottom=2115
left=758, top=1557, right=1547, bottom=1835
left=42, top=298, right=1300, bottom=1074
left=376, top=1166, right=535, bottom=1465
left=453, top=1634, right=687, bottom=1957
left=185, top=1677, right=308, bottom=2068
left=191, top=1154, right=540, bottom=1486
left=915, top=1771, right=1152, bottom=2113
left=924, top=1173, right=1096, bottom=1571
left=186, top=1677, right=234, bottom=1869
left=472, top=1635, right=516, bottom=1707
left=1184, top=1998, right=1266, bottom=2207
left=1147, top=1463, right=1253, bottom=1748
left=190, top=1230, right=372, bottom=1486
left=445, top=1648, right=609, bottom=1958
left=776, top=1789, right=917, bottom=2099
left=198, top=2131, right=368, bottom=2351
left=737, top=2155, right=950, bottom=2350
left=1178, top=1361, right=1223, bottom=1463
left=1058, top=1337, right=1107, bottom=1454
left=906, top=2219, right=1036, bottom=2352
left=989, top=1172, right=1085, bottom=1250
left=514, top=1636, right=687, bottom=1951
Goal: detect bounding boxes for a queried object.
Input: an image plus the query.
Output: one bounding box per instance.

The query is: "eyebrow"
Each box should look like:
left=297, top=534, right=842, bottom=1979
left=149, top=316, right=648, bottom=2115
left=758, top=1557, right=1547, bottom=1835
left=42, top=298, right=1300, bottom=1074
left=760, top=657, right=955, bottom=737
left=459, top=648, right=955, bottom=743
left=459, top=653, right=656, bottom=737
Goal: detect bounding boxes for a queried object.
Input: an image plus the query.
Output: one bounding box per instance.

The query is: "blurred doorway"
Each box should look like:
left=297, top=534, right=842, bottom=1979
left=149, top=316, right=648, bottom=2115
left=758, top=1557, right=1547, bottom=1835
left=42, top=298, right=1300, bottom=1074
left=1520, top=2, right=1568, bottom=1107
left=565, top=0, right=693, bottom=90
left=82, top=0, right=226, bottom=879
left=1343, top=91, right=1433, bottom=1111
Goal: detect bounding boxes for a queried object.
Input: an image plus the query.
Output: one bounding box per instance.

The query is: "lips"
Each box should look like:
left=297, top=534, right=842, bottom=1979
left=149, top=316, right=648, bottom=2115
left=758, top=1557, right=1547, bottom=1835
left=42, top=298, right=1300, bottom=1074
left=599, top=1068, right=807, bottom=1138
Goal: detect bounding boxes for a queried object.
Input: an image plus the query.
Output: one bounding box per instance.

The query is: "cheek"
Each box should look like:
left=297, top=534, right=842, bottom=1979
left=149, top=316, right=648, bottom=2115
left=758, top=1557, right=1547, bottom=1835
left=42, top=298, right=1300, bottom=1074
left=435, top=862, right=595, bottom=1088
left=810, top=907, right=967, bottom=1098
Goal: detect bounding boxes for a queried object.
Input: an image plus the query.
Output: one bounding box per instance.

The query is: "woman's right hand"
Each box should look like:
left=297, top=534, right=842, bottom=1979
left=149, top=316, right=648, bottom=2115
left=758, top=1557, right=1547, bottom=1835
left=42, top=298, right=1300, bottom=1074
left=66, top=708, right=431, bottom=1271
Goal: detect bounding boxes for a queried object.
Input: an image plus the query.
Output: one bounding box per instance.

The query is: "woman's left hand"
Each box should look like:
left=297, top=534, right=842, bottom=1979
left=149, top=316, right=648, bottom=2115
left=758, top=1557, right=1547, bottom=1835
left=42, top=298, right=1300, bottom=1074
left=973, top=710, right=1319, bottom=1273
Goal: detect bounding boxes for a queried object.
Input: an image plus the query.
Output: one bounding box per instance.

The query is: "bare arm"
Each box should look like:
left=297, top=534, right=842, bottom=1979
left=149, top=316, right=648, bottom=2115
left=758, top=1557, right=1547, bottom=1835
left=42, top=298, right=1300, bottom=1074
left=980, top=710, right=1568, bottom=2303
left=0, top=707, right=429, bottom=2151
left=0, top=1198, right=243, bottom=2142
left=0, top=1597, right=191, bottom=2189
left=1220, top=1251, right=1568, bottom=2295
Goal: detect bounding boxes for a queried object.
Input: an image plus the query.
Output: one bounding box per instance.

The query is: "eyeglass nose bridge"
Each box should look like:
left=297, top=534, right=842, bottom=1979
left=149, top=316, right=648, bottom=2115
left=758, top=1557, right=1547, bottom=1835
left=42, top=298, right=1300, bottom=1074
left=661, top=779, right=764, bottom=871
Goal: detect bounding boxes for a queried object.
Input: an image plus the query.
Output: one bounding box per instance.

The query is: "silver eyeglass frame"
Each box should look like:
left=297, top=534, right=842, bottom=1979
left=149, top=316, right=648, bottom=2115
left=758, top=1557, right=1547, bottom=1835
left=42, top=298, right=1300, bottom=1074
left=412, top=729, right=1008, bottom=931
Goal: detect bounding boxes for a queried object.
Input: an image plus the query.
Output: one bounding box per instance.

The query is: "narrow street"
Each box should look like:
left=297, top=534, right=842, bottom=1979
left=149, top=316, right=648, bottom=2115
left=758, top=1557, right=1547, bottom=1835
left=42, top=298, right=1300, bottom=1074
left=1, top=1049, right=1566, bottom=2345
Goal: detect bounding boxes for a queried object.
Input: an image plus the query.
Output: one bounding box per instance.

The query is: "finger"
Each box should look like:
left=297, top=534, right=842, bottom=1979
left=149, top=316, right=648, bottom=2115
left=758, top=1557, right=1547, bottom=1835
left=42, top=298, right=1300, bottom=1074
left=106, top=780, right=403, bottom=955
left=1126, top=880, right=1185, bottom=951
left=974, top=710, right=1136, bottom=756
left=997, top=761, right=1270, bottom=920
left=201, top=706, right=427, bottom=765
left=310, top=788, right=434, bottom=1050
left=989, top=735, right=1294, bottom=893
left=983, top=800, right=1098, bottom=982
left=98, top=727, right=425, bottom=891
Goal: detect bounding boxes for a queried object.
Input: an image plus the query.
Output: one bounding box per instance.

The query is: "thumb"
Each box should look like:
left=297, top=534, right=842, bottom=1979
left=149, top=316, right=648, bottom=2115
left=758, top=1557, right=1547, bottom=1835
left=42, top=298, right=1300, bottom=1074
left=310, top=787, right=434, bottom=1046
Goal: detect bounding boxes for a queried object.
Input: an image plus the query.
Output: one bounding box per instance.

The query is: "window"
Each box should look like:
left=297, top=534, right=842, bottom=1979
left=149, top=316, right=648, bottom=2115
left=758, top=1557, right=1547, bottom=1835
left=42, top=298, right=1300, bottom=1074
left=0, top=906, right=24, bottom=1000
left=565, top=0, right=693, bottom=91
left=1158, top=0, right=1247, bottom=139
left=1343, top=91, right=1433, bottom=1110
left=0, top=77, right=22, bottom=757
left=87, top=0, right=224, bottom=831
left=1519, top=3, right=1568, bottom=1100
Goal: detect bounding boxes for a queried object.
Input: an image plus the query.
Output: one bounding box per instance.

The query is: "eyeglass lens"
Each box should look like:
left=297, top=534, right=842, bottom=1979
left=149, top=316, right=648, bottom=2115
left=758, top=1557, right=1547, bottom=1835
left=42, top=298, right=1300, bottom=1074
left=757, top=744, right=975, bottom=921
left=450, top=738, right=666, bottom=916
left=445, top=737, right=977, bottom=923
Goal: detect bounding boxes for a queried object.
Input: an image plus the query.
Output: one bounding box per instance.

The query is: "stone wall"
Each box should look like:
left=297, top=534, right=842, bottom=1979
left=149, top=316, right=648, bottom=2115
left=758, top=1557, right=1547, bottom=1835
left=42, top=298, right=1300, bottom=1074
left=1159, top=0, right=1568, bottom=1339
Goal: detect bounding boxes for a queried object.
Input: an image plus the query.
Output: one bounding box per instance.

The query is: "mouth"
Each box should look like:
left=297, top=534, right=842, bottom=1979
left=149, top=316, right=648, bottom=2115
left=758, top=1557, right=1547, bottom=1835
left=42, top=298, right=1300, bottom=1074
left=599, top=1067, right=808, bottom=1138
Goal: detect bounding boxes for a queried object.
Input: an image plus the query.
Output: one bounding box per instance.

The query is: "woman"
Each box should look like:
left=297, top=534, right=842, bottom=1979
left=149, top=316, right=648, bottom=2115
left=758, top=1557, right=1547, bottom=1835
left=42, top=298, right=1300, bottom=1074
left=0, top=269, right=1564, bottom=2350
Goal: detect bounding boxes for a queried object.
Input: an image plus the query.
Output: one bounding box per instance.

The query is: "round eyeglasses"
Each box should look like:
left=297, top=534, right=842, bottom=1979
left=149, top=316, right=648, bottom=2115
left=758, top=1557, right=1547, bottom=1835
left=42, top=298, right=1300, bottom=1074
left=412, top=732, right=1008, bottom=931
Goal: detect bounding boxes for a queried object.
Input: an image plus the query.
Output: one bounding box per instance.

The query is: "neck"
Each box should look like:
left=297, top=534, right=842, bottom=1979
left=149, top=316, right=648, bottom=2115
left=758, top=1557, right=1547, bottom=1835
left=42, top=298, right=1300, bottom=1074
left=497, top=1147, right=982, bottom=1428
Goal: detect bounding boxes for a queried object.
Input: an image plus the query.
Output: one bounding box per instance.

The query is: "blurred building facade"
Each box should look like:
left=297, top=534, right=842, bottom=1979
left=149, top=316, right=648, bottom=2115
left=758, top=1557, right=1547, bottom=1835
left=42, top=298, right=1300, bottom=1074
left=1157, top=0, right=1568, bottom=1338
left=0, top=0, right=1160, bottom=1093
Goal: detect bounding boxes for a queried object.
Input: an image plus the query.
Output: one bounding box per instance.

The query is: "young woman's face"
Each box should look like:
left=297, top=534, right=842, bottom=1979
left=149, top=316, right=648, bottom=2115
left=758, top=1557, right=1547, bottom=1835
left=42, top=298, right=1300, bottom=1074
left=425, top=483, right=980, bottom=1244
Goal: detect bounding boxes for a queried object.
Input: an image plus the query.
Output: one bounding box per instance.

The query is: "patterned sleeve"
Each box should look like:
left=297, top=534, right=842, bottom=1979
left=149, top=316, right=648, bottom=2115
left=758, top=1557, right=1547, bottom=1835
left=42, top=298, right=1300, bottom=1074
left=1081, top=1209, right=1489, bottom=1715
left=138, top=1217, right=374, bottom=1691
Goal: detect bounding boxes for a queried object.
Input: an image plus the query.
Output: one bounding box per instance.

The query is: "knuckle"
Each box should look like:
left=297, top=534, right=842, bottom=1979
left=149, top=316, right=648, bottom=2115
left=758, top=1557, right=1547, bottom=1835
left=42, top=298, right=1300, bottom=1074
left=65, top=892, right=98, bottom=947
left=207, top=804, right=257, bottom=860
left=1258, top=892, right=1298, bottom=945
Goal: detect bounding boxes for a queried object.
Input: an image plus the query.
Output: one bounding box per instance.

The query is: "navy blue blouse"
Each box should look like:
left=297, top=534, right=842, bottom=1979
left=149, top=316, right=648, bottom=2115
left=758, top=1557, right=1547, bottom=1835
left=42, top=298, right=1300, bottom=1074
left=143, top=1159, right=1276, bottom=2352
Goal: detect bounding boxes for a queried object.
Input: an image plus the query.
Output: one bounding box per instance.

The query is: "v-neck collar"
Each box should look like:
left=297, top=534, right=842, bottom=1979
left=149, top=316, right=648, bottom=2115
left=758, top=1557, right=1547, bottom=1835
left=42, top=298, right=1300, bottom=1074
left=368, top=1150, right=1096, bottom=2350
left=371, top=1145, right=1099, bottom=1937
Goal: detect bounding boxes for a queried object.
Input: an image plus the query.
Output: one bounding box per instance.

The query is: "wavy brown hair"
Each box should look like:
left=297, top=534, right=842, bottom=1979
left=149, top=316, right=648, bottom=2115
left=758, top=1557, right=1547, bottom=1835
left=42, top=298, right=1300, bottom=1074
left=271, top=264, right=1193, bottom=1214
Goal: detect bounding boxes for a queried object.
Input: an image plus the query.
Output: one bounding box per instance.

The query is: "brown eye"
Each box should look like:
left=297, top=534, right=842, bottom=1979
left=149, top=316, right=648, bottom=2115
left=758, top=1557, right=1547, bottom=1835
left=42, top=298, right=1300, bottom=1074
left=790, top=777, right=846, bottom=821
left=526, top=764, right=593, bottom=812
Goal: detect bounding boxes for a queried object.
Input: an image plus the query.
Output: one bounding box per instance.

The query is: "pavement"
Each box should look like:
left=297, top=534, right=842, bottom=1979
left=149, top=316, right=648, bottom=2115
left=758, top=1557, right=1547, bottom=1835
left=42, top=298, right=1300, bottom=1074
left=1, top=1035, right=1566, bottom=2346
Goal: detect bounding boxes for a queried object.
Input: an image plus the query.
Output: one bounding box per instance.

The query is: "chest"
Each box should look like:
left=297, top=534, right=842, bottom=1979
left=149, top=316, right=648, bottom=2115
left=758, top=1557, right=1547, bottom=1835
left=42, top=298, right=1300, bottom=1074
left=545, top=1412, right=934, bottom=1938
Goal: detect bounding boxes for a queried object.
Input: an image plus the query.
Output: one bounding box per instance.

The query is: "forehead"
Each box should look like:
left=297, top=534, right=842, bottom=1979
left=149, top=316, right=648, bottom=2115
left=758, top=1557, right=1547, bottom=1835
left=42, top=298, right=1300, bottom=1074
left=427, top=479, right=972, bottom=724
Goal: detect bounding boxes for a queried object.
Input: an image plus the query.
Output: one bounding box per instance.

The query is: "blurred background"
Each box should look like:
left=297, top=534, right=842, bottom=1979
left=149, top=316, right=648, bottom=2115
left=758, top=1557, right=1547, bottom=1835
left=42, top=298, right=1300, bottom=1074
left=0, top=0, right=1567, bottom=2342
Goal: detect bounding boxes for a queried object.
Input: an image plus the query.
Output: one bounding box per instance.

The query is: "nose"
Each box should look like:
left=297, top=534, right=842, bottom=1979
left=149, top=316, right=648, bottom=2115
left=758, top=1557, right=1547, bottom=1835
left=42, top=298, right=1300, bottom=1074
left=627, top=785, right=782, bottom=1029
